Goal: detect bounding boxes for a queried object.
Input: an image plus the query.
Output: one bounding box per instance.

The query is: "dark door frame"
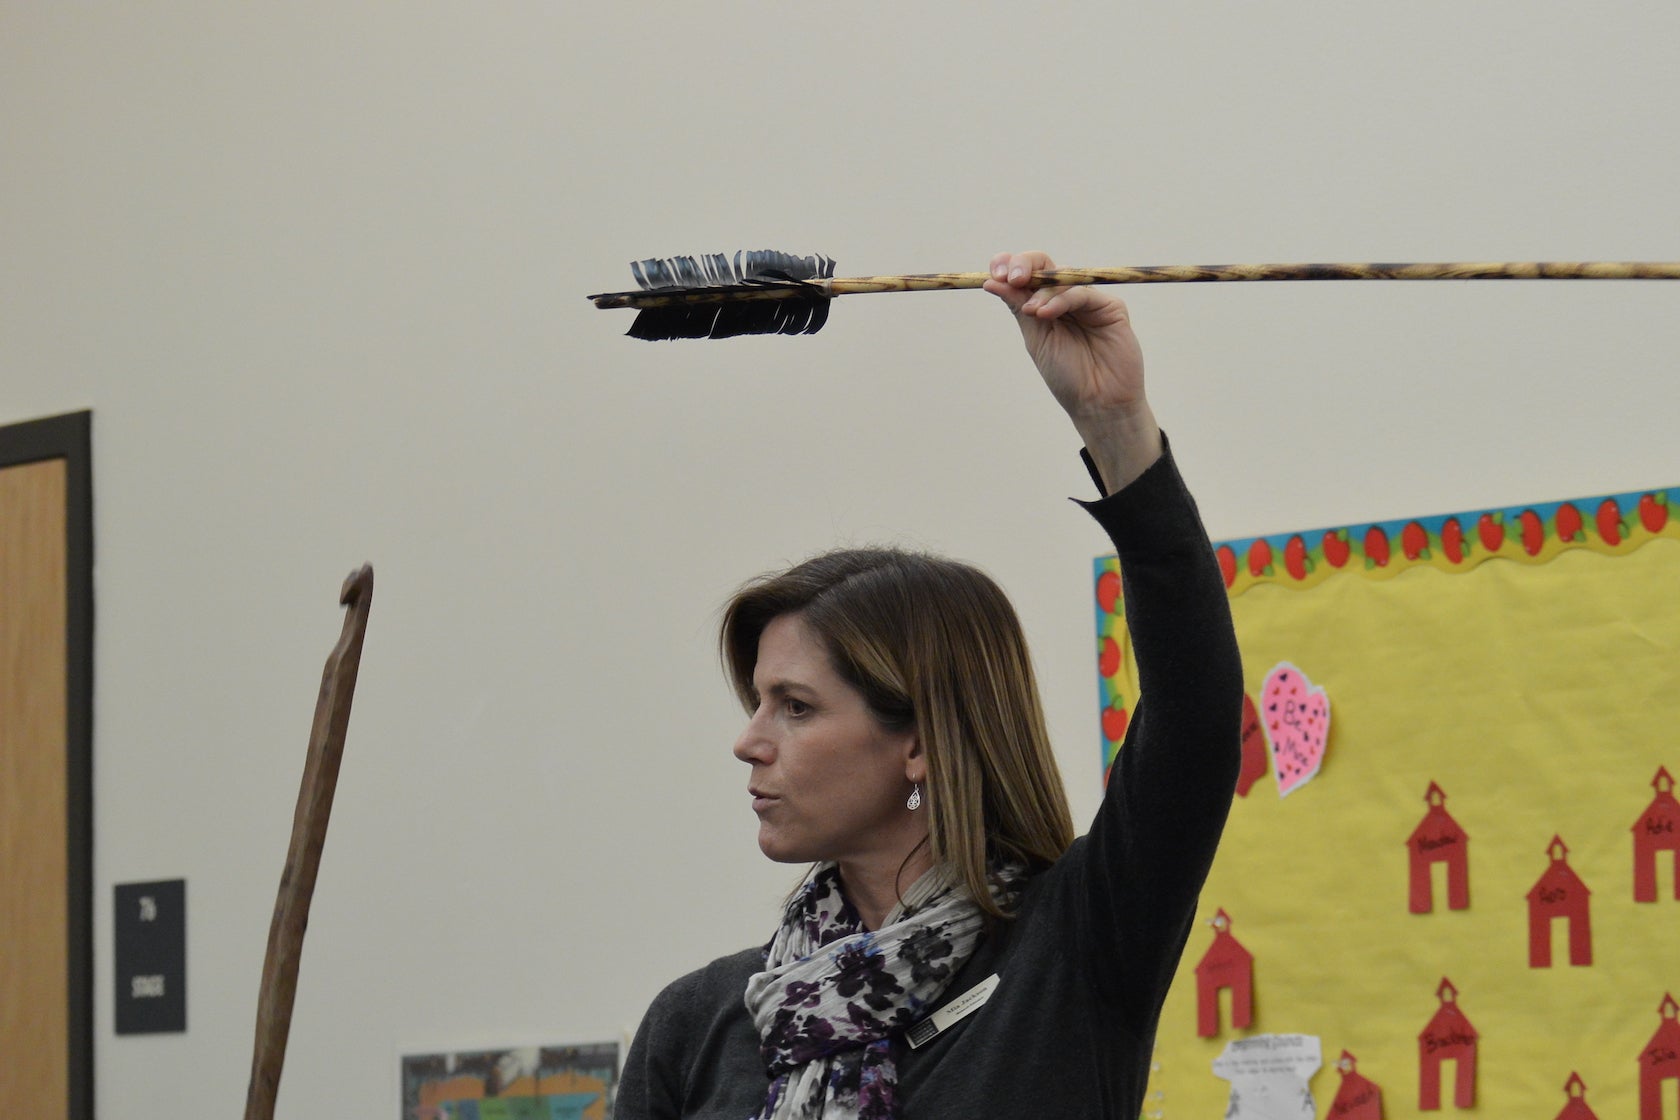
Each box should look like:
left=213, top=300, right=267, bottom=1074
left=2, top=410, right=94, bottom=1119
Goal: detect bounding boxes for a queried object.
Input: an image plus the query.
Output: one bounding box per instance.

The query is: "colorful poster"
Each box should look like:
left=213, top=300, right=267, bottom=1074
left=400, top=1043, right=617, bottom=1120
left=1095, top=485, right=1680, bottom=1118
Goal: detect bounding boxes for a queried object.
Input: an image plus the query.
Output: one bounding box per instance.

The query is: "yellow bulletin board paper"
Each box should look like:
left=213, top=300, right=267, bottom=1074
left=1093, top=486, right=1680, bottom=1120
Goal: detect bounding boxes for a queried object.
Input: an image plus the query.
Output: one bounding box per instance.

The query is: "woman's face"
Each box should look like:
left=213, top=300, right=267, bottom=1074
left=732, top=612, right=923, bottom=868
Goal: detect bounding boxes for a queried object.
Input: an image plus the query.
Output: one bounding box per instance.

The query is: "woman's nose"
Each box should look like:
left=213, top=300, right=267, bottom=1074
left=732, top=711, right=773, bottom=764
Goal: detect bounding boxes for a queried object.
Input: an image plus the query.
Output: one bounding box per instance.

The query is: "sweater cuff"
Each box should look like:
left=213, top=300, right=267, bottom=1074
left=1073, top=433, right=1210, bottom=555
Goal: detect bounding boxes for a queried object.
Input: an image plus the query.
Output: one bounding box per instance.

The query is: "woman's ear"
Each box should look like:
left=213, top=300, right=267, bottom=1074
left=903, top=734, right=924, bottom=782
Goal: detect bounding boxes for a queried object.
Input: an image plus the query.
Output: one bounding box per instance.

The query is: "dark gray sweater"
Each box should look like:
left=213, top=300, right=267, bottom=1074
left=619, top=445, right=1243, bottom=1118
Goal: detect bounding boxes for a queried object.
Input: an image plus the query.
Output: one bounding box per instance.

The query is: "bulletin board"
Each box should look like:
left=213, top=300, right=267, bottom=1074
left=1094, top=486, right=1680, bottom=1119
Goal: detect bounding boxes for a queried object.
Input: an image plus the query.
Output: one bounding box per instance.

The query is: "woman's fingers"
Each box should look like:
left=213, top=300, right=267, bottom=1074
left=982, top=274, right=1032, bottom=311
left=986, top=250, right=1063, bottom=314
left=1042, top=283, right=1125, bottom=319
left=1009, top=251, right=1055, bottom=285
left=988, top=251, right=1056, bottom=285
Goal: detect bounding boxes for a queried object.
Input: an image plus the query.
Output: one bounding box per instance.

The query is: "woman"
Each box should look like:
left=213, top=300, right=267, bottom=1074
left=618, top=251, right=1244, bottom=1119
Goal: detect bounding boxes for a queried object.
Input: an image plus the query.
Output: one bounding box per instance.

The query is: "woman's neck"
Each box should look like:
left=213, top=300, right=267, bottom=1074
left=839, top=845, right=936, bottom=930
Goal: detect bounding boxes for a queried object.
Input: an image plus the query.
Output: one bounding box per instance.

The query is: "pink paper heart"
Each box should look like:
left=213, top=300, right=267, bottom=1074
left=1261, top=662, right=1330, bottom=797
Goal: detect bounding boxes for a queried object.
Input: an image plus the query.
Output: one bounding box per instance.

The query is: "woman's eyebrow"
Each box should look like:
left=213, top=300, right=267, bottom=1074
left=756, top=679, right=815, bottom=700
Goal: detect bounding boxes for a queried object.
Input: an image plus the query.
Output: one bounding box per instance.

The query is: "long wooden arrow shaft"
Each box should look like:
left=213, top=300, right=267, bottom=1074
left=243, top=564, right=374, bottom=1120
left=588, top=260, right=1680, bottom=310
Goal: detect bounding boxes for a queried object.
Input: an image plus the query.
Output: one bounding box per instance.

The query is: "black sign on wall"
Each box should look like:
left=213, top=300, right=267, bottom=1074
left=113, top=880, right=185, bottom=1034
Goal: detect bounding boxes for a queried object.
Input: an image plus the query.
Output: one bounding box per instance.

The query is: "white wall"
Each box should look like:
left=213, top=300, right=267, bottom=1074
left=3, top=3, right=1677, bottom=1116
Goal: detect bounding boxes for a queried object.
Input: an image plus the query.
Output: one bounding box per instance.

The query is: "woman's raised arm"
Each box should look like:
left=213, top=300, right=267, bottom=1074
left=983, top=249, right=1162, bottom=492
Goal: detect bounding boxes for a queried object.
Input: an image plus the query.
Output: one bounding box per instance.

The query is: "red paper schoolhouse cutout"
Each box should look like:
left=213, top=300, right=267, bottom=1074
left=1329, top=1050, right=1383, bottom=1119
left=1418, top=977, right=1478, bottom=1110
left=1640, top=993, right=1680, bottom=1120
left=1528, top=835, right=1593, bottom=968
left=1633, top=767, right=1680, bottom=903
left=1193, top=908, right=1254, bottom=1038
left=1555, top=1072, right=1600, bottom=1120
left=1409, top=783, right=1470, bottom=914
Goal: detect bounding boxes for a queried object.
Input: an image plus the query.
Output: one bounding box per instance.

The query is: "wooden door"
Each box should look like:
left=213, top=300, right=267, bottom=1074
left=0, top=411, right=93, bottom=1118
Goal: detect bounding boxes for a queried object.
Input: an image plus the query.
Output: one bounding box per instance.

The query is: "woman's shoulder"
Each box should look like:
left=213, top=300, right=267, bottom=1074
left=649, top=946, right=763, bottom=1016
left=692, top=945, right=764, bottom=987
left=623, top=947, right=766, bottom=1116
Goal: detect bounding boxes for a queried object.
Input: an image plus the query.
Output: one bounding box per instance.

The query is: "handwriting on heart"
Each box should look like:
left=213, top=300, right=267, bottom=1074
left=1261, top=662, right=1330, bottom=797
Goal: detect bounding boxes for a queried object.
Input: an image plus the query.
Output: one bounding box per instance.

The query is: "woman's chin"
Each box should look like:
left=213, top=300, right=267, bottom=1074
left=756, top=829, right=812, bottom=865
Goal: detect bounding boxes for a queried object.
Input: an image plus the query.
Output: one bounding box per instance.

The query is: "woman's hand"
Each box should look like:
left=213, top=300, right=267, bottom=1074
left=985, top=250, right=1163, bottom=492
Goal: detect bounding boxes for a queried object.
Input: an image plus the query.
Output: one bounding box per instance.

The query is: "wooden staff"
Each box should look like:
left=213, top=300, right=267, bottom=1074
left=243, top=564, right=374, bottom=1120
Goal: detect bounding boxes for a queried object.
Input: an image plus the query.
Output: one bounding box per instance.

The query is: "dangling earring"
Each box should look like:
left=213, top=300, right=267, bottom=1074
left=906, top=783, right=923, bottom=811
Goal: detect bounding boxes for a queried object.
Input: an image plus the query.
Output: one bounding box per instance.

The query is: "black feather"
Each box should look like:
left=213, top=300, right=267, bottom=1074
left=622, top=250, right=834, bottom=339
left=627, top=294, right=830, bottom=341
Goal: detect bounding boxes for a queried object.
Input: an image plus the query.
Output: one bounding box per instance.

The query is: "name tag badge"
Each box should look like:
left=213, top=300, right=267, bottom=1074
left=905, top=973, right=1000, bottom=1049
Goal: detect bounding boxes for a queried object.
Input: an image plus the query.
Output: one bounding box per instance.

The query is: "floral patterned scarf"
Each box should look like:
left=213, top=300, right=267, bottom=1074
left=744, top=862, right=1019, bottom=1120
